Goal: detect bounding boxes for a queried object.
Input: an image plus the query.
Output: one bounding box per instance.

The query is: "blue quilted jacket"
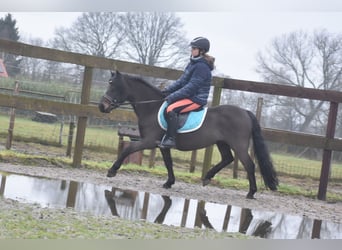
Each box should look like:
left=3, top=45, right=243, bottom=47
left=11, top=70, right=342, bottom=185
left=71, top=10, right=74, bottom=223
left=165, top=56, right=213, bottom=106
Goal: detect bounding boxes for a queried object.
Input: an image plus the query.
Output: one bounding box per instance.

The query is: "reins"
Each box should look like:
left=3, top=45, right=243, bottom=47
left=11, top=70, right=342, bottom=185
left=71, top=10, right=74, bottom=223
left=117, top=99, right=163, bottom=106
left=103, top=94, right=163, bottom=108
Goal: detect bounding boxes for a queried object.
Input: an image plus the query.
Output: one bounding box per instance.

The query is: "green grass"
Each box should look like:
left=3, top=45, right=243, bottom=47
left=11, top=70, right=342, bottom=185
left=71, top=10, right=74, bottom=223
left=272, top=153, right=342, bottom=180
left=0, top=114, right=119, bottom=150
left=0, top=198, right=248, bottom=239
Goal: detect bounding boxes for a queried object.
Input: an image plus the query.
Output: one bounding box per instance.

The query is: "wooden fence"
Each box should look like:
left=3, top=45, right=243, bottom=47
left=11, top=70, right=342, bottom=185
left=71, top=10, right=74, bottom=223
left=1, top=39, right=342, bottom=200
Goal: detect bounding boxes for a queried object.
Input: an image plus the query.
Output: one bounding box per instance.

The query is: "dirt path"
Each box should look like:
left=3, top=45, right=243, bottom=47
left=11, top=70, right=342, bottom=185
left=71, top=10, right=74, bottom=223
left=0, top=163, right=341, bottom=224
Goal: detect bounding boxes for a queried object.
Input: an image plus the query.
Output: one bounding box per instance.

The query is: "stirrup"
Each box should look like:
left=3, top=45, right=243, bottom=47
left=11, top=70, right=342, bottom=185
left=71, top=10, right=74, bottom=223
left=158, top=135, right=176, bottom=149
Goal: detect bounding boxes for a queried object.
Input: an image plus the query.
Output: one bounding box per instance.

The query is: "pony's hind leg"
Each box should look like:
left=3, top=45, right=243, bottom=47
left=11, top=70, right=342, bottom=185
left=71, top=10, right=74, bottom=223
left=203, top=142, right=234, bottom=186
left=160, top=148, right=175, bottom=189
left=235, top=149, right=257, bottom=199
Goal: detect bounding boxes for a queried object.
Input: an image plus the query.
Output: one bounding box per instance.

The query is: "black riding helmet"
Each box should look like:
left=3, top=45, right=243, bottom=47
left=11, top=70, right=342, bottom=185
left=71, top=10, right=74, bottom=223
left=190, top=37, right=210, bottom=53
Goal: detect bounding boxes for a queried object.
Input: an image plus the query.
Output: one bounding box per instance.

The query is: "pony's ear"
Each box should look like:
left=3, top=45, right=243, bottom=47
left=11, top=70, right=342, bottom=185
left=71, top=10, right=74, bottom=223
left=110, top=70, right=115, bottom=77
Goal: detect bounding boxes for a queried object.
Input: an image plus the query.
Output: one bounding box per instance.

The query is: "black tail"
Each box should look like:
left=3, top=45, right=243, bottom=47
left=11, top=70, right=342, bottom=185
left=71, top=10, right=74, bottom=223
left=247, top=111, right=278, bottom=190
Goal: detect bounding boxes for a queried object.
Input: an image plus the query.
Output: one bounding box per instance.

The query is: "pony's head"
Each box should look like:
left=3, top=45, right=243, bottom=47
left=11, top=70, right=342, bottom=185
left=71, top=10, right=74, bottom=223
left=98, top=70, right=129, bottom=113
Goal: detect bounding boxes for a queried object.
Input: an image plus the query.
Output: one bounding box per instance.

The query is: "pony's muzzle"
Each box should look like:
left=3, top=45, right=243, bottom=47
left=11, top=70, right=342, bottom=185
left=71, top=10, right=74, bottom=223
left=98, top=103, right=106, bottom=113
left=98, top=100, right=111, bottom=113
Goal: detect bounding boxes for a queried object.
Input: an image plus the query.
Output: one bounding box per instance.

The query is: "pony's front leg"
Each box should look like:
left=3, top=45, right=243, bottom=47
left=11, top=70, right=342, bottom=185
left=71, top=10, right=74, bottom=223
left=159, top=148, right=175, bottom=188
left=107, top=140, right=148, bottom=177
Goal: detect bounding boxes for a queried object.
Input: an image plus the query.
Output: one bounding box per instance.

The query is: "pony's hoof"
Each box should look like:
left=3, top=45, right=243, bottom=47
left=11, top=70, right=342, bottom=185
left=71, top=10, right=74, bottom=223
left=163, top=181, right=174, bottom=189
left=202, top=179, right=211, bottom=186
left=107, top=170, right=117, bottom=177
left=163, top=183, right=171, bottom=189
left=246, top=193, right=256, bottom=199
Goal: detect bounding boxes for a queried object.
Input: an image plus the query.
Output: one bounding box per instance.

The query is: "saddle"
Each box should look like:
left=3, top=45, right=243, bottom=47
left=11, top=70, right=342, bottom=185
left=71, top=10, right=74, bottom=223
left=158, top=101, right=208, bottom=133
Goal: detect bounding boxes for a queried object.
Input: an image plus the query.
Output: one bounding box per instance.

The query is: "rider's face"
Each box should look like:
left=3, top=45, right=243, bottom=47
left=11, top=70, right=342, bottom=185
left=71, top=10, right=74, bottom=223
left=191, top=47, right=200, bottom=57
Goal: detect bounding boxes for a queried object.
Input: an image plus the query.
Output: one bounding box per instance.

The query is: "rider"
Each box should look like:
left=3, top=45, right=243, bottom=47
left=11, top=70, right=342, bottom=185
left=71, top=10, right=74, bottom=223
left=158, top=37, right=215, bottom=148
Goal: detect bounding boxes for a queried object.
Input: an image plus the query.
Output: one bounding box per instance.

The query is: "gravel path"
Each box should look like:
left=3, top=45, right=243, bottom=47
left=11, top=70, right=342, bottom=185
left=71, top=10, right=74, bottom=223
left=0, top=163, right=341, bottom=225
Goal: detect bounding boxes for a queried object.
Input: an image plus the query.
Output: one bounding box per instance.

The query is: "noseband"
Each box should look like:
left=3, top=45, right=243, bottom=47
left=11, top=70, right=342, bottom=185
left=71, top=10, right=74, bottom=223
left=102, top=94, right=121, bottom=108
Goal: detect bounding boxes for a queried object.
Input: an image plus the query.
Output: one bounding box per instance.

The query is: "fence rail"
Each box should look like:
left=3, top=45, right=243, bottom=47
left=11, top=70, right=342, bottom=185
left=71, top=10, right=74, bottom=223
left=0, top=93, right=137, bottom=122
left=1, top=39, right=342, bottom=200
left=220, top=78, right=342, bottom=102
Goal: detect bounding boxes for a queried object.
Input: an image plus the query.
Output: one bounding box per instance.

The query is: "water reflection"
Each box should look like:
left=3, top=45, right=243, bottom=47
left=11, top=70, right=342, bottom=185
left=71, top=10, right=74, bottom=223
left=0, top=171, right=341, bottom=239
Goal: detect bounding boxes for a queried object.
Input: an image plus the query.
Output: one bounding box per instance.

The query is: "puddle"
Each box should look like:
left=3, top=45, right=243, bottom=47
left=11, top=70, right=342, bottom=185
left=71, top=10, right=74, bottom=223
left=0, top=171, right=341, bottom=239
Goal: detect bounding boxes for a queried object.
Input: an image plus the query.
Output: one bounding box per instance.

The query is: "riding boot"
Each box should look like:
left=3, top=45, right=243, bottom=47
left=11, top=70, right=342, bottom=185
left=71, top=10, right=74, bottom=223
left=159, top=111, right=178, bottom=148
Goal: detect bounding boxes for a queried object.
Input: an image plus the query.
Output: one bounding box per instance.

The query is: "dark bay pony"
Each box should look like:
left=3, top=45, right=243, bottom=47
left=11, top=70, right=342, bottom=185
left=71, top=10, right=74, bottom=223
left=99, top=71, right=278, bottom=199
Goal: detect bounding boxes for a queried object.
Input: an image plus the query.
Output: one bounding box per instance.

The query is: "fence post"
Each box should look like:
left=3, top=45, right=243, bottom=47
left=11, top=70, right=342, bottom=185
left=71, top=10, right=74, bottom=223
left=65, top=91, right=80, bottom=157
left=6, top=80, right=19, bottom=149
left=317, top=101, right=338, bottom=200
left=311, top=219, right=322, bottom=239
left=202, top=84, right=222, bottom=179
left=66, top=122, right=75, bottom=157
left=255, top=97, right=263, bottom=122
left=148, top=148, right=156, bottom=168
left=0, top=175, right=6, bottom=196
left=189, top=150, right=197, bottom=173
left=72, top=66, right=93, bottom=167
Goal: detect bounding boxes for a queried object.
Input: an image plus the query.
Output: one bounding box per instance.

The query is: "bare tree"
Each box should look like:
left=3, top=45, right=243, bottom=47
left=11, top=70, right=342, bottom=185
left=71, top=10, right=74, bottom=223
left=20, top=36, right=45, bottom=81
left=51, top=12, right=125, bottom=82
left=256, top=30, right=342, bottom=133
left=117, top=12, right=189, bottom=68
left=51, top=12, right=188, bottom=82
left=52, top=12, right=124, bottom=58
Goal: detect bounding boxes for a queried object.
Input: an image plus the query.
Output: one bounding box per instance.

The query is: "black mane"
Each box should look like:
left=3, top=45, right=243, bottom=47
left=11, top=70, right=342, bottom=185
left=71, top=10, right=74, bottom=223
left=125, top=74, right=163, bottom=96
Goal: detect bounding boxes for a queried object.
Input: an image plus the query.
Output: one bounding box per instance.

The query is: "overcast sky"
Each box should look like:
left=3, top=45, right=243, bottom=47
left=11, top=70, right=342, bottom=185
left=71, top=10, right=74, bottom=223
left=1, top=9, right=341, bottom=81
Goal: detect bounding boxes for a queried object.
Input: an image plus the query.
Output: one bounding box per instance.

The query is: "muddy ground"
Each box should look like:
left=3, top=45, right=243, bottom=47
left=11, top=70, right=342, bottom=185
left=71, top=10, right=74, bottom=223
left=0, top=163, right=341, bottom=225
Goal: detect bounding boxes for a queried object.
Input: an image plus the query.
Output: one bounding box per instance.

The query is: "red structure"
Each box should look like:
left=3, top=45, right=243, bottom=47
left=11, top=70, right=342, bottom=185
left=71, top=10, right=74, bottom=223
left=0, top=59, right=8, bottom=77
